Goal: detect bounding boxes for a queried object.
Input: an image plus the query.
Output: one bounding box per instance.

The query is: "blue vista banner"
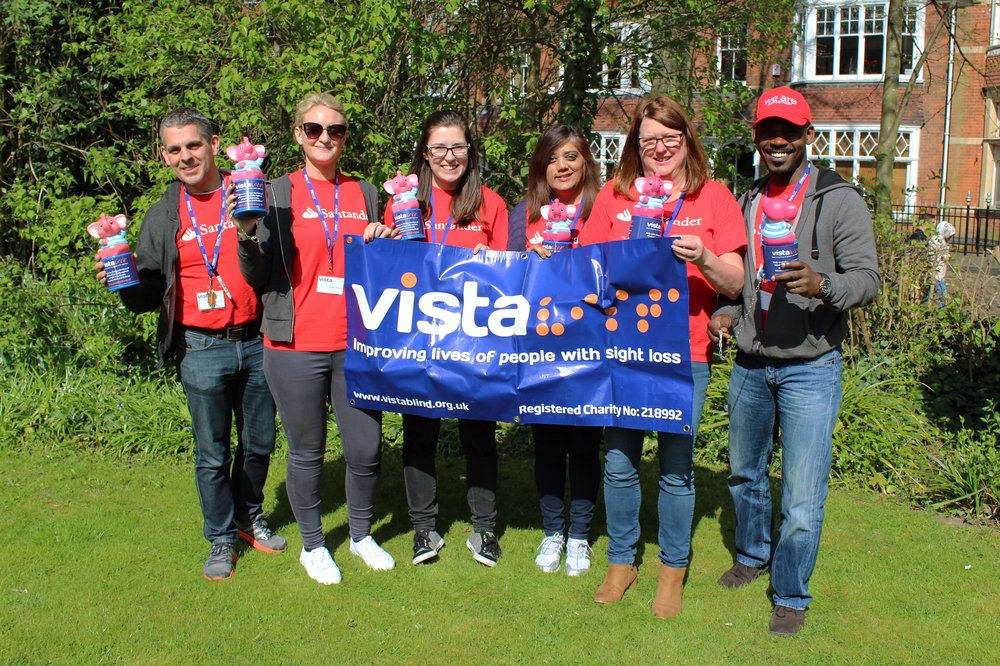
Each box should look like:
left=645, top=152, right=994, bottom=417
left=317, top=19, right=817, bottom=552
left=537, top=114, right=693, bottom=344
left=344, top=236, right=693, bottom=433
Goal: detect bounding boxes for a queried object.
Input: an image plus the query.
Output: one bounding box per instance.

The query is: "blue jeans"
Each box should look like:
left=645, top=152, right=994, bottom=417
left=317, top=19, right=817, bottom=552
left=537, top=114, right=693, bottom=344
left=726, top=350, right=842, bottom=610
left=604, top=362, right=709, bottom=568
left=175, top=329, right=276, bottom=544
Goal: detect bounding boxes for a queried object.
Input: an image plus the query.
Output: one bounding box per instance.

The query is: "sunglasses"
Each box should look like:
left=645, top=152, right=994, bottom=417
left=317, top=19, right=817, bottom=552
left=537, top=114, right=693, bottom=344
left=300, top=122, right=348, bottom=141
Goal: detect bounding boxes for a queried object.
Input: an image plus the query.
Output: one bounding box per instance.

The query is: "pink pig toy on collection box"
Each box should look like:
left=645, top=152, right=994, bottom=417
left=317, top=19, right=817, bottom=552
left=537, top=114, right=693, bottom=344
left=383, top=170, right=424, bottom=240
left=539, top=200, right=577, bottom=253
left=89, top=213, right=140, bottom=291
left=629, top=174, right=673, bottom=239
left=226, top=137, right=267, bottom=220
left=759, top=195, right=799, bottom=279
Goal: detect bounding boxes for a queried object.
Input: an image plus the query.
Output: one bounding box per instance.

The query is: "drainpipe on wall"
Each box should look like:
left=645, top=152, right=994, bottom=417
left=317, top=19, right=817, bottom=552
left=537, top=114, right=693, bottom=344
left=939, top=5, right=957, bottom=210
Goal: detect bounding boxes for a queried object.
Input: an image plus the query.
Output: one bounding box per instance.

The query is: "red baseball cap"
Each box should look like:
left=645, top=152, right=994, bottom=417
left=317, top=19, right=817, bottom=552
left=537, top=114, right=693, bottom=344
left=754, top=86, right=811, bottom=127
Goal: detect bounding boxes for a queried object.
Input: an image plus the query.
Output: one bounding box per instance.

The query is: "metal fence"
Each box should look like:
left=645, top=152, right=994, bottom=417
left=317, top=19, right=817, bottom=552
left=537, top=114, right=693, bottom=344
left=890, top=202, right=1000, bottom=255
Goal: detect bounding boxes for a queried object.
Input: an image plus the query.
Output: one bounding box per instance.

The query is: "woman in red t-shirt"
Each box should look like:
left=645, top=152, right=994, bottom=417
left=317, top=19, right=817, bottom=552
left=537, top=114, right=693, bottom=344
left=236, top=92, right=395, bottom=585
left=579, top=96, right=746, bottom=616
left=507, top=125, right=603, bottom=577
left=385, top=110, right=508, bottom=568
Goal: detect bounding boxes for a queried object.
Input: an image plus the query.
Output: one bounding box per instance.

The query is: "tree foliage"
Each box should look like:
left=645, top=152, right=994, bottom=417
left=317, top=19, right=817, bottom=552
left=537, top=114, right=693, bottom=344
left=1, top=0, right=795, bottom=279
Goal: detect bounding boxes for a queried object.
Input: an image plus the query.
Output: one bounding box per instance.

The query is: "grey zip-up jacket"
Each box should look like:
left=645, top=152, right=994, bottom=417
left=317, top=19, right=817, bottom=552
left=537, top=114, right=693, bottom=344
left=117, top=181, right=184, bottom=366
left=716, top=164, right=880, bottom=360
left=236, top=173, right=379, bottom=343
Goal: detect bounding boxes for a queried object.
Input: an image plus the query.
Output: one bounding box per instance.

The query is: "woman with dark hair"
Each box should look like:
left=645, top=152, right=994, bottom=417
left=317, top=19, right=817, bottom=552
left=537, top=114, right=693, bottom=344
left=507, top=125, right=600, bottom=254
left=384, top=109, right=509, bottom=567
left=507, top=125, right=602, bottom=577
left=236, top=92, right=396, bottom=585
left=579, top=95, right=746, bottom=617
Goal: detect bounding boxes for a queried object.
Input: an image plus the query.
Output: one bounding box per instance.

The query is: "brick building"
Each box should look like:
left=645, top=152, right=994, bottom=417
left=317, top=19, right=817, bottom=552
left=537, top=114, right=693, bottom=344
left=588, top=0, right=999, bottom=209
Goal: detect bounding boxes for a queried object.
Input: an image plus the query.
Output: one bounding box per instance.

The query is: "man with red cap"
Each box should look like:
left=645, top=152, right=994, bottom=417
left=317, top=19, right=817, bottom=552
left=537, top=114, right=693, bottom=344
left=709, top=87, right=880, bottom=635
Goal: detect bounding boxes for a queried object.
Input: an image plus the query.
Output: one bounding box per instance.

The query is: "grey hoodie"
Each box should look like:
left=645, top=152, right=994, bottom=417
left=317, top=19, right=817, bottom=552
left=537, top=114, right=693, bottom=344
left=716, top=164, right=880, bottom=361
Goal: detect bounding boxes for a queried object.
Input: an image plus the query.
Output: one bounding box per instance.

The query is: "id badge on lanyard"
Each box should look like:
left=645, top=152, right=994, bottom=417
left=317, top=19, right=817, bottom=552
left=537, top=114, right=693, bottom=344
left=184, top=184, right=233, bottom=310
left=303, top=169, right=343, bottom=294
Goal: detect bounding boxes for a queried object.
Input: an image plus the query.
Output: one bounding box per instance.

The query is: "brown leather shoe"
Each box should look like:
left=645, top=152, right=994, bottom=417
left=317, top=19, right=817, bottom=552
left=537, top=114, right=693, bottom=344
left=594, top=563, right=638, bottom=604
left=651, top=564, right=686, bottom=619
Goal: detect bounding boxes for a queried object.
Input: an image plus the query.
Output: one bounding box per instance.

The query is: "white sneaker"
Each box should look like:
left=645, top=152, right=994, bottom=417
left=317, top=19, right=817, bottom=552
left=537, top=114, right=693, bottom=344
left=565, top=537, right=592, bottom=576
left=350, top=535, right=396, bottom=571
left=299, top=547, right=342, bottom=585
left=534, top=533, right=565, bottom=573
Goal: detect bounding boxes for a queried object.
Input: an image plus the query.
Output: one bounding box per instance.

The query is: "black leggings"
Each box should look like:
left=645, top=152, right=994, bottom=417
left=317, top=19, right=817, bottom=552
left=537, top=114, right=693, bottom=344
left=401, top=415, right=497, bottom=532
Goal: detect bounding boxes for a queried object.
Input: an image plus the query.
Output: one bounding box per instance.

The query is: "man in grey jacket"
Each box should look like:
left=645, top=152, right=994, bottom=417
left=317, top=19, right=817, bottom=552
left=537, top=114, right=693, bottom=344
left=709, top=87, right=879, bottom=636
left=95, top=109, right=284, bottom=580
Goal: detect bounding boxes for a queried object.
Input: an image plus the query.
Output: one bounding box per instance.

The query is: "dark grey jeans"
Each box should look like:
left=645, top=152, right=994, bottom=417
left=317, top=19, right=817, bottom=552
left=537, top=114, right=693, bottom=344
left=264, top=348, right=382, bottom=549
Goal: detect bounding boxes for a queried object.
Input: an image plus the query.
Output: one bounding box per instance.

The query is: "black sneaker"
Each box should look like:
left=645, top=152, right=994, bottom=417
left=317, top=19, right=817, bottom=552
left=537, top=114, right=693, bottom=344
left=412, top=529, right=445, bottom=565
left=466, top=531, right=501, bottom=567
left=203, top=542, right=236, bottom=580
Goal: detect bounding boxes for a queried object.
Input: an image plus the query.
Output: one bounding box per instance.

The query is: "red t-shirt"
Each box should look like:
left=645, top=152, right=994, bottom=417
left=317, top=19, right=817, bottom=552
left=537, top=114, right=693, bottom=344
left=265, top=171, right=371, bottom=352
left=579, top=180, right=747, bottom=362
left=174, top=183, right=261, bottom=328
left=384, top=185, right=509, bottom=250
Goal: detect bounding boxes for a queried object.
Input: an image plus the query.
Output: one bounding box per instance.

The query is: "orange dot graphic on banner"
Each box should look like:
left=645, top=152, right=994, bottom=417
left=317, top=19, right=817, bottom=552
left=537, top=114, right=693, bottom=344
left=571, top=306, right=584, bottom=320
left=636, top=303, right=649, bottom=317
left=606, top=319, right=618, bottom=332
left=540, top=296, right=552, bottom=306
left=650, top=304, right=662, bottom=317
left=667, top=288, right=680, bottom=302
left=584, top=293, right=599, bottom=305
left=637, top=320, right=649, bottom=333
left=649, top=288, right=662, bottom=301
left=401, top=272, right=417, bottom=288
left=536, top=323, right=549, bottom=336
left=616, top=289, right=629, bottom=301
left=551, top=323, right=565, bottom=336
left=538, top=309, right=550, bottom=321
left=604, top=306, right=618, bottom=316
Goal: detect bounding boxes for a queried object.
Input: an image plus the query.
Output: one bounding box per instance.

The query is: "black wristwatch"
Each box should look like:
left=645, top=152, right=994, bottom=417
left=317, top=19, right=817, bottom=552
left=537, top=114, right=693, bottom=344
left=818, top=273, right=832, bottom=302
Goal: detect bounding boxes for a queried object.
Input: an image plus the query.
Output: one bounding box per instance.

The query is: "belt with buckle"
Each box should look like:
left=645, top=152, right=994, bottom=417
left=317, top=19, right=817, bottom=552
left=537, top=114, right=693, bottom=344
left=181, top=321, right=261, bottom=341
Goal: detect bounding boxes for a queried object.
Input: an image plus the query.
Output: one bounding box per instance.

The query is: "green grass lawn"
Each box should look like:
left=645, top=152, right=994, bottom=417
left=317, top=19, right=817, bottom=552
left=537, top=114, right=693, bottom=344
left=1, top=448, right=997, bottom=665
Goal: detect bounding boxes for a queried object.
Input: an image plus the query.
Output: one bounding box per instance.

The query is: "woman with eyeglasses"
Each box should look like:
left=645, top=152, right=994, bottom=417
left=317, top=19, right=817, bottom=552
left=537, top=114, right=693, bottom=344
left=579, top=95, right=746, bottom=617
left=384, top=109, right=508, bottom=568
left=236, top=92, right=396, bottom=585
left=506, top=125, right=603, bottom=577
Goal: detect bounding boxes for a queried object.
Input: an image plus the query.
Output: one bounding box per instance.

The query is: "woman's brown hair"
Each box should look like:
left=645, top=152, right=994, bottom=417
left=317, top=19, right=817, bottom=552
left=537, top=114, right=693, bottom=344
left=612, top=95, right=708, bottom=200
left=408, top=110, right=484, bottom=225
left=525, top=125, right=600, bottom=222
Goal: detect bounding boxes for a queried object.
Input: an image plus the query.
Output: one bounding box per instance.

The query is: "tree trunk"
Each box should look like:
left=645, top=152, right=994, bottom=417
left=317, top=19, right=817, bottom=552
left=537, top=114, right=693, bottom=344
left=876, top=0, right=905, bottom=218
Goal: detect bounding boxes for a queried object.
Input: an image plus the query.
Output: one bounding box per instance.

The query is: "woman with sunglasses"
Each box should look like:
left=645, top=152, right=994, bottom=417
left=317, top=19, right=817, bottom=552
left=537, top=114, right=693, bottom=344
left=384, top=109, right=508, bottom=567
left=237, top=92, right=395, bottom=585
left=507, top=125, right=603, bottom=577
left=579, top=96, right=746, bottom=617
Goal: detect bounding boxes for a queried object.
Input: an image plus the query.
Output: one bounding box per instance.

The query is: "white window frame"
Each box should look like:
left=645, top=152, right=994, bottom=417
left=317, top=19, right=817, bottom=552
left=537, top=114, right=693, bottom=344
left=602, top=23, right=651, bottom=94
left=717, top=28, right=749, bottom=83
left=791, top=125, right=920, bottom=203
left=794, top=1, right=924, bottom=83
left=590, top=132, right=626, bottom=183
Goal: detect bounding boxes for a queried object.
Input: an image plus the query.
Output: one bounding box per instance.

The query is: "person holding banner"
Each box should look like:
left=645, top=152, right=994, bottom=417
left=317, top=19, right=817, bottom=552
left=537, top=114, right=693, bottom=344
left=385, top=109, right=509, bottom=567
left=236, top=92, right=395, bottom=585
left=579, top=96, right=746, bottom=617
left=507, top=125, right=603, bottom=576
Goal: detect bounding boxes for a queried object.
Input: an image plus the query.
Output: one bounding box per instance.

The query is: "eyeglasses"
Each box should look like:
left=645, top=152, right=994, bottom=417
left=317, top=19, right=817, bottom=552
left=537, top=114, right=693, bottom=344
left=638, top=133, right=684, bottom=151
left=426, top=144, right=471, bottom=159
left=300, top=122, right=348, bottom=142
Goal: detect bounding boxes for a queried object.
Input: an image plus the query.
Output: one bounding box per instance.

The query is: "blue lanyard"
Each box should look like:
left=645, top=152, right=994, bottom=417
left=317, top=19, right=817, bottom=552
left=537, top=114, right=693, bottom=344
left=302, top=169, right=339, bottom=272
left=549, top=196, right=585, bottom=232
left=183, top=181, right=227, bottom=278
left=660, top=192, right=687, bottom=238
left=429, top=190, right=454, bottom=245
left=785, top=161, right=811, bottom=201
